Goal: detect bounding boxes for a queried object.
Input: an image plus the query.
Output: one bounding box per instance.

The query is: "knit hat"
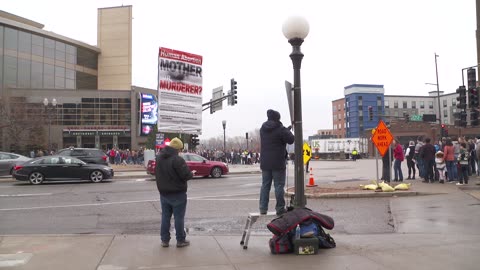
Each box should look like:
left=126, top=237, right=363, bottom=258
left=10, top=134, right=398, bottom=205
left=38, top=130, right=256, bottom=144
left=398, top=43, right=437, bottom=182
left=169, top=137, right=183, bottom=150
left=267, top=109, right=281, bottom=121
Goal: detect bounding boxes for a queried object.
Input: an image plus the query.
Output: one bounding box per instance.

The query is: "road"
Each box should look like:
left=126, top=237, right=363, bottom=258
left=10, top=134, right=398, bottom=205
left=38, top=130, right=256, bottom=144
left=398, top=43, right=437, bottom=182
left=0, top=172, right=394, bottom=235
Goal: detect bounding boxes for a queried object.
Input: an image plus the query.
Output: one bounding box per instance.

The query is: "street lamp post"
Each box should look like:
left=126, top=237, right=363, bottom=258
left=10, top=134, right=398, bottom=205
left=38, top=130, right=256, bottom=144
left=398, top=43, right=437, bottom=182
left=283, top=16, right=309, bottom=208
left=222, top=120, right=226, bottom=152
left=43, top=98, right=57, bottom=153
left=434, top=53, right=442, bottom=138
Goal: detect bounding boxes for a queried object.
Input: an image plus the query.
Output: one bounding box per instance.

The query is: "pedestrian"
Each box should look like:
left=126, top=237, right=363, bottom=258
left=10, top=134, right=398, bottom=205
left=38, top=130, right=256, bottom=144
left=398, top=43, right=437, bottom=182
left=351, top=148, right=358, bottom=161
left=393, top=139, right=404, bottom=182
left=414, top=136, right=425, bottom=179
left=457, top=142, right=470, bottom=185
left=381, top=147, right=393, bottom=183
left=419, top=138, right=436, bottom=183
left=405, top=141, right=416, bottom=179
left=155, top=137, right=194, bottom=248
left=259, top=109, right=294, bottom=216
left=444, top=138, right=456, bottom=183
left=435, top=151, right=446, bottom=184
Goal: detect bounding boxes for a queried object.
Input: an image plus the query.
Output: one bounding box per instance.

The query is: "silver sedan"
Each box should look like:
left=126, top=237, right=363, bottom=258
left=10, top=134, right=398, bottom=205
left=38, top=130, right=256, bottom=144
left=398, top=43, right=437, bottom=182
left=0, top=152, right=31, bottom=176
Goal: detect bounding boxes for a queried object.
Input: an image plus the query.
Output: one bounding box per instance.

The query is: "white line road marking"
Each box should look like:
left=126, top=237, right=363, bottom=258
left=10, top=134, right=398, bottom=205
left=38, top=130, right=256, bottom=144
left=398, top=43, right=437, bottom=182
left=0, top=193, right=52, bottom=197
left=0, top=193, right=260, bottom=211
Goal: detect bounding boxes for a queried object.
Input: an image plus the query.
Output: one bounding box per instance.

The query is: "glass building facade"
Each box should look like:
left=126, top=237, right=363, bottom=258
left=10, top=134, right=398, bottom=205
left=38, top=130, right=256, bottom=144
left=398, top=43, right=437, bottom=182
left=0, top=25, right=98, bottom=91
left=0, top=17, right=142, bottom=152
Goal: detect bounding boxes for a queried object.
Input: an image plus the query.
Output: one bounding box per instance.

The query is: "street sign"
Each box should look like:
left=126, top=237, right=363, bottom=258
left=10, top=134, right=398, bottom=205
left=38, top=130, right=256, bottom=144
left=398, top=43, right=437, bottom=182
left=371, top=120, right=393, bottom=157
left=285, top=80, right=294, bottom=124
left=211, top=86, right=223, bottom=113
left=303, top=142, right=312, bottom=165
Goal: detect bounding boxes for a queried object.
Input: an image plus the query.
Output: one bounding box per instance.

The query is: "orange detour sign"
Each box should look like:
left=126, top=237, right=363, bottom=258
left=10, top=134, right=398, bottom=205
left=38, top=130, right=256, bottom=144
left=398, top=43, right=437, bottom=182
left=371, top=120, right=393, bottom=157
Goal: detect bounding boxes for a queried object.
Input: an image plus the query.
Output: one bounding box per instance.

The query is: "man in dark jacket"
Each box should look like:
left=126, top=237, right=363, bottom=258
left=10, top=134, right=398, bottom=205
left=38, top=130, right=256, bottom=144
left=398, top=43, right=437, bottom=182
left=155, top=137, right=194, bottom=248
left=259, top=109, right=295, bottom=216
left=419, top=137, right=436, bottom=183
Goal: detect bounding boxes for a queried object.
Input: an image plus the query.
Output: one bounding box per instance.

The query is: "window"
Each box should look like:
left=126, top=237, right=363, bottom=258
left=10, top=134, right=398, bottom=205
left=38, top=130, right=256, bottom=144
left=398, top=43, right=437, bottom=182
left=43, top=63, right=54, bottom=88
left=403, top=101, right=407, bottom=109
left=55, top=41, right=66, bottom=62
left=66, top=45, right=76, bottom=64
left=443, top=99, right=447, bottom=107
left=4, top=56, right=17, bottom=88
left=358, top=105, right=363, bottom=111
left=32, top=34, right=43, bottom=57
left=444, top=109, right=448, bottom=118
left=412, top=101, right=416, bottom=109
left=18, top=59, right=31, bottom=88
left=394, top=101, right=398, bottom=109
left=428, top=101, right=434, bottom=109
left=18, top=31, right=31, bottom=54
left=55, top=66, right=65, bottom=88
left=5, top=28, right=18, bottom=50
left=31, top=61, right=43, bottom=88
left=44, top=38, right=55, bottom=59
left=385, top=100, right=389, bottom=108
left=420, top=101, right=425, bottom=109
left=333, top=105, right=336, bottom=111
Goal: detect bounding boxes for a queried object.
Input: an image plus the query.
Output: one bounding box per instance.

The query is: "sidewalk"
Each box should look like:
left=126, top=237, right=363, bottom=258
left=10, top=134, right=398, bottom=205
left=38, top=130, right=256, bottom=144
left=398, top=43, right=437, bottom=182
left=2, top=162, right=480, bottom=269
left=1, top=232, right=479, bottom=269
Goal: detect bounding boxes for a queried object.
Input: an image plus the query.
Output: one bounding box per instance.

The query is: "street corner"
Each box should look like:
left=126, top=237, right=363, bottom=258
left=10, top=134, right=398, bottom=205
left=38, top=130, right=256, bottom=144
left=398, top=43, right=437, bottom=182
left=288, top=179, right=445, bottom=199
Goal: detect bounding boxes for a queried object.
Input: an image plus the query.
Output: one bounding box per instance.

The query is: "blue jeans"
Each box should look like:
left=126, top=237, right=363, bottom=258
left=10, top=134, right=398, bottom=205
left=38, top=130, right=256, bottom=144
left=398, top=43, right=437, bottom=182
left=446, top=160, right=457, bottom=181
left=393, top=159, right=403, bottom=180
left=160, top=192, right=187, bottom=242
left=259, top=169, right=286, bottom=213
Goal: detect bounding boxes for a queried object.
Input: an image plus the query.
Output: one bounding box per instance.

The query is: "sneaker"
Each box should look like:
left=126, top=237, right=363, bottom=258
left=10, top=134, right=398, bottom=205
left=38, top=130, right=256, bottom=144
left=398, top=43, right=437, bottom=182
left=456, top=183, right=464, bottom=186
left=406, top=177, right=411, bottom=180
left=260, top=210, right=267, bottom=215
left=439, top=180, right=444, bottom=184
left=177, top=239, right=190, bottom=248
left=276, top=208, right=287, bottom=216
left=161, top=241, right=169, bottom=247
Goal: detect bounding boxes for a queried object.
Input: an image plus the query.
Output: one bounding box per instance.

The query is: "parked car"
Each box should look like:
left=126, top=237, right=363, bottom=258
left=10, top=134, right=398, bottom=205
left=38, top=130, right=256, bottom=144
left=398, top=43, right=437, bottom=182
left=147, top=153, right=229, bottom=178
left=57, top=148, right=108, bottom=166
left=13, top=155, right=114, bottom=185
left=0, top=152, right=31, bottom=176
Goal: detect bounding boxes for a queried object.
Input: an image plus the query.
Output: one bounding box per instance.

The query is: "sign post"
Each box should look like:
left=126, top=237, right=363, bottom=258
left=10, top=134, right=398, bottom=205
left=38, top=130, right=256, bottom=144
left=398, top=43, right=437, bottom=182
left=371, top=120, right=394, bottom=183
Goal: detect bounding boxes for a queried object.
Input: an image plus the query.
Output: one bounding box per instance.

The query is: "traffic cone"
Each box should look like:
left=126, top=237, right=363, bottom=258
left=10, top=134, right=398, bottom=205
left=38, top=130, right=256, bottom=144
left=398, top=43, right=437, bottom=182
left=306, top=167, right=317, bottom=187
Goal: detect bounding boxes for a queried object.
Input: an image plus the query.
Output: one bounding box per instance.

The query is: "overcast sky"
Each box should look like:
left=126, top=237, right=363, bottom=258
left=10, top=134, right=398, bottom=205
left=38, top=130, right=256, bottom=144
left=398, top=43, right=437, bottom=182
left=2, top=0, right=476, bottom=140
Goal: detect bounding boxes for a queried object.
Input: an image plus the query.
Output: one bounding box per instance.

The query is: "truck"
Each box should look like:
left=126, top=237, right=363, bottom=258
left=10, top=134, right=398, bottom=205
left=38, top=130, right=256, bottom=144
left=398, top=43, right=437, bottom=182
left=309, top=138, right=369, bottom=160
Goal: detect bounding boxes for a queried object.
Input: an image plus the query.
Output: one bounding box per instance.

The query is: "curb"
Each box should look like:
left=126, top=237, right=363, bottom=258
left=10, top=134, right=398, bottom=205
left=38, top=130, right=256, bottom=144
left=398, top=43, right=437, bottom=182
left=286, top=191, right=447, bottom=199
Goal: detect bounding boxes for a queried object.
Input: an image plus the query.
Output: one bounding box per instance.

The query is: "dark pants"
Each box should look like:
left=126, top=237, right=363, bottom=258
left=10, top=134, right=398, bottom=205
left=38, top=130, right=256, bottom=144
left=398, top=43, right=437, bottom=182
left=160, top=192, right=187, bottom=243
left=406, top=158, right=416, bottom=178
left=424, top=159, right=435, bottom=181
left=459, top=165, right=469, bottom=184
left=382, top=161, right=391, bottom=181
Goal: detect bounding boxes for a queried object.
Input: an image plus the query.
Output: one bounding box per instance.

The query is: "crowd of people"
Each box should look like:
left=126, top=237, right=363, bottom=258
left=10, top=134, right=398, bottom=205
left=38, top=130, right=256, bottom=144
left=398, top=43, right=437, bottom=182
left=196, top=149, right=260, bottom=164
left=106, top=148, right=145, bottom=165
left=382, top=135, right=479, bottom=185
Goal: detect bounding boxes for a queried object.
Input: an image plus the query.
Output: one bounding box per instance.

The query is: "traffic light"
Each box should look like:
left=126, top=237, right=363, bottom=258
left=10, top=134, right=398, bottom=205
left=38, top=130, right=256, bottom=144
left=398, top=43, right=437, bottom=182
left=467, top=68, right=478, bottom=108
left=456, top=86, right=467, bottom=110
left=228, top=78, right=238, bottom=106
left=460, top=111, right=468, bottom=127
left=471, top=109, right=479, bottom=126
left=440, top=124, right=448, bottom=137
left=368, top=106, right=373, bottom=121
left=190, top=134, right=199, bottom=148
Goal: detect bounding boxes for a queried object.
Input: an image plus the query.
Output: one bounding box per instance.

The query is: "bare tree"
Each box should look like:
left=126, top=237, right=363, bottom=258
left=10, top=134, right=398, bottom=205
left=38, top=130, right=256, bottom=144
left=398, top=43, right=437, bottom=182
left=0, top=98, right=46, bottom=153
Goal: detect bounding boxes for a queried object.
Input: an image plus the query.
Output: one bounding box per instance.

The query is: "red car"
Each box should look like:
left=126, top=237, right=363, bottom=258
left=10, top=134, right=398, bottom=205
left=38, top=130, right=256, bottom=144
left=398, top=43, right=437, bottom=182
left=147, top=153, right=229, bottom=178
